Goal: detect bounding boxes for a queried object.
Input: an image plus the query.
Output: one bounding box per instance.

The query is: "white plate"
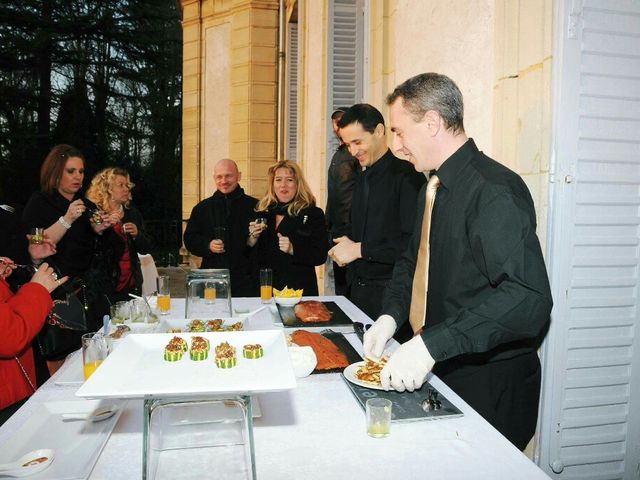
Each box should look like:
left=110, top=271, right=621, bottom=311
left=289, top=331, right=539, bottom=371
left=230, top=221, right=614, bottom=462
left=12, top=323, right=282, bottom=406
left=156, top=316, right=246, bottom=333
left=342, top=361, right=384, bottom=390
left=76, top=331, right=297, bottom=399
left=121, top=321, right=158, bottom=333
left=0, top=400, right=123, bottom=480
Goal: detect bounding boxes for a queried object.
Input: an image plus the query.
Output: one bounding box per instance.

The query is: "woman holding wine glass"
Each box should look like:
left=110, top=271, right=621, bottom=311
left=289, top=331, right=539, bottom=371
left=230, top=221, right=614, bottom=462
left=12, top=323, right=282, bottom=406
left=247, top=160, right=328, bottom=295
left=86, top=167, right=151, bottom=303
left=23, top=145, right=111, bottom=373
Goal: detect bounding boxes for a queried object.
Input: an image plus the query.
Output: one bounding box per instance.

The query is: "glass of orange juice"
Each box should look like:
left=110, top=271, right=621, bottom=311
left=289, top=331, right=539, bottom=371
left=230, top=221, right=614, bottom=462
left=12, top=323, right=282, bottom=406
left=157, top=275, right=171, bottom=315
left=82, top=332, right=112, bottom=380
left=204, top=281, right=217, bottom=304
left=260, top=268, right=273, bottom=303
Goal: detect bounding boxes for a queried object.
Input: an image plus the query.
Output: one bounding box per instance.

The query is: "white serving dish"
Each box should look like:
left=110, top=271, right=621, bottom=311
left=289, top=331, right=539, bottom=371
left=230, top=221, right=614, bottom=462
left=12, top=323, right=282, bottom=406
left=274, top=296, right=302, bottom=306
left=76, top=330, right=296, bottom=399
left=288, top=346, right=317, bottom=377
left=156, top=316, right=246, bottom=333
left=0, top=400, right=123, bottom=480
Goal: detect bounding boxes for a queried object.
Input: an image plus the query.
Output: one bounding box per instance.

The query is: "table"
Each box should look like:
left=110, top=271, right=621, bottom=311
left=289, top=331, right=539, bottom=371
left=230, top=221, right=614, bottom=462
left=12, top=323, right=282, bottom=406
left=0, top=296, right=550, bottom=479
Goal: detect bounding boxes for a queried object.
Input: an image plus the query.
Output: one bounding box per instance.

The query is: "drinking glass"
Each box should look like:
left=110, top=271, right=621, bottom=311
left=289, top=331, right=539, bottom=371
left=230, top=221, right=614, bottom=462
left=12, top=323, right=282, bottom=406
left=110, top=301, right=130, bottom=324
left=157, top=275, right=171, bottom=315
left=254, top=217, right=267, bottom=231
left=213, top=226, right=226, bottom=241
left=366, top=398, right=392, bottom=438
left=204, top=280, right=217, bottom=304
left=82, top=332, right=112, bottom=380
left=90, top=209, right=103, bottom=225
left=259, top=269, right=273, bottom=304
left=29, top=227, right=44, bottom=245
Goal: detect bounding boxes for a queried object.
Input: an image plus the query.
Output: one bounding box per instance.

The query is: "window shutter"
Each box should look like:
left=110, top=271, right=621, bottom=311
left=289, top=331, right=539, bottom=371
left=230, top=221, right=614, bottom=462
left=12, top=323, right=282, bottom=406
left=286, top=22, right=298, bottom=161
left=327, top=0, right=364, bottom=154
left=540, top=0, right=640, bottom=477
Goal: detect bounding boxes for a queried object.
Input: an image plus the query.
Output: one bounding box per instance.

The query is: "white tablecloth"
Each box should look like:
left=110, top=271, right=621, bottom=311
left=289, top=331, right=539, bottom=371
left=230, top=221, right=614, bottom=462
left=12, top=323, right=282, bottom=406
left=0, top=296, right=549, bottom=479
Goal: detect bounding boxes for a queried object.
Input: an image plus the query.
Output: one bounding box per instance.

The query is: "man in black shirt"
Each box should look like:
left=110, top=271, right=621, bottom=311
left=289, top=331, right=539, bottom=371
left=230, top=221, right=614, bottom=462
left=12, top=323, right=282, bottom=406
left=329, top=104, right=425, bottom=322
left=326, top=107, right=359, bottom=296
left=364, top=73, right=552, bottom=450
left=184, top=159, right=258, bottom=297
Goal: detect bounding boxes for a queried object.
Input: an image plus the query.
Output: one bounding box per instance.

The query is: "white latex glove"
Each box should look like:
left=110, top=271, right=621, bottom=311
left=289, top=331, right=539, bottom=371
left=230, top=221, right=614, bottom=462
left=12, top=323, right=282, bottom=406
left=363, top=315, right=397, bottom=361
left=380, top=334, right=435, bottom=392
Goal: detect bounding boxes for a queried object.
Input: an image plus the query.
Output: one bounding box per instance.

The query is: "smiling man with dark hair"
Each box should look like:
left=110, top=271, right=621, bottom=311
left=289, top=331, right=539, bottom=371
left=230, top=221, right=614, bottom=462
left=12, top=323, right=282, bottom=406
left=329, top=103, right=425, bottom=326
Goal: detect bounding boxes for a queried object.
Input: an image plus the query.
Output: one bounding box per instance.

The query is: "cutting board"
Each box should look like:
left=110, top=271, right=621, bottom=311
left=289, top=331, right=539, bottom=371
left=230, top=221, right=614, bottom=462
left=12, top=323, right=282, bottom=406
left=276, top=301, right=353, bottom=328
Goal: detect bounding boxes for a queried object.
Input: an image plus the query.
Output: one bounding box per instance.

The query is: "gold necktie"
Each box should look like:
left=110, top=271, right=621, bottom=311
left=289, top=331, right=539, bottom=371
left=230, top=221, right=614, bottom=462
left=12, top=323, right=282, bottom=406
left=409, top=174, right=440, bottom=334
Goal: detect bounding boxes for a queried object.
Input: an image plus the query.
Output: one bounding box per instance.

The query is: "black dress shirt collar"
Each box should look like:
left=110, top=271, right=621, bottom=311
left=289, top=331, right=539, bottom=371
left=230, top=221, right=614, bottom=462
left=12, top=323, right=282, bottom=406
left=364, top=148, right=394, bottom=178
left=434, top=138, right=479, bottom=190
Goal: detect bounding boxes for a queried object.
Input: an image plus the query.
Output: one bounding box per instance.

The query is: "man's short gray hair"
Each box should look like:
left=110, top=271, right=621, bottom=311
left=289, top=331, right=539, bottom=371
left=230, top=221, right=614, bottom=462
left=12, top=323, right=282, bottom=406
left=386, top=73, right=465, bottom=134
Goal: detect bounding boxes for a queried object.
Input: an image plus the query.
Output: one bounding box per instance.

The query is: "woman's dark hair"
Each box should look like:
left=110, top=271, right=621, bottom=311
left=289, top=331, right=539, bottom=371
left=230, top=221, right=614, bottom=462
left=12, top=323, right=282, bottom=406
left=337, top=103, right=385, bottom=134
left=40, top=144, right=85, bottom=194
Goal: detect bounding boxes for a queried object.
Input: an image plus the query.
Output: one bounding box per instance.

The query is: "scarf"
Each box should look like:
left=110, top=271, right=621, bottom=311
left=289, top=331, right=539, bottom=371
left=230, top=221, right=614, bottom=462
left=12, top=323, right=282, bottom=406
left=269, top=201, right=293, bottom=216
left=211, top=186, right=246, bottom=223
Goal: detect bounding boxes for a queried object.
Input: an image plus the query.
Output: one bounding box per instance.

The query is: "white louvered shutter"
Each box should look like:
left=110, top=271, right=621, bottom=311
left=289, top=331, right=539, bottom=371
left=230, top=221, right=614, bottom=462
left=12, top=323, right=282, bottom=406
left=539, top=1, right=640, bottom=478
left=327, top=0, right=364, bottom=155
left=286, top=22, right=298, bottom=161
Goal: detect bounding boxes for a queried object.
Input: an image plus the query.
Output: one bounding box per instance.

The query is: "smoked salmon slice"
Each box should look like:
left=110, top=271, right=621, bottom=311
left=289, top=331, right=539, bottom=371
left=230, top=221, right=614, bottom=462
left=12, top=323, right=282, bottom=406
left=291, top=330, right=349, bottom=370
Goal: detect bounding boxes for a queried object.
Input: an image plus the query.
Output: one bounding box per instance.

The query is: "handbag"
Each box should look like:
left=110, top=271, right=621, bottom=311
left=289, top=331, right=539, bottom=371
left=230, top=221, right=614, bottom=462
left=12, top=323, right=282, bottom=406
left=37, top=277, right=89, bottom=360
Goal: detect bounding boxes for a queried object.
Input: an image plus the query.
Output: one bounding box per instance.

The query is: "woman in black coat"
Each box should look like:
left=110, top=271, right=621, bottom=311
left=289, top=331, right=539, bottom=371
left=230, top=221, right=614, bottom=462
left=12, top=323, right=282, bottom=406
left=85, top=167, right=151, bottom=303
left=22, top=145, right=112, bottom=373
left=247, top=160, right=328, bottom=295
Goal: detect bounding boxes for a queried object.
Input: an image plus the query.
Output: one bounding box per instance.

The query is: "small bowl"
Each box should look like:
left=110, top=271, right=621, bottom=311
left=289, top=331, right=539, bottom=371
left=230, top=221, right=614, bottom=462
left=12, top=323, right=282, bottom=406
left=274, top=296, right=302, bottom=306
left=288, top=346, right=317, bottom=377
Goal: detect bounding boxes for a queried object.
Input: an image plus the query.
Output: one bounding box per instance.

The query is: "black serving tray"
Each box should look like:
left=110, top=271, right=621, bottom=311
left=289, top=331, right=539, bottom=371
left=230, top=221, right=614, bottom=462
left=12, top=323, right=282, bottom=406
left=276, top=301, right=353, bottom=328
left=293, top=329, right=361, bottom=375
left=342, top=377, right=463, bottom=422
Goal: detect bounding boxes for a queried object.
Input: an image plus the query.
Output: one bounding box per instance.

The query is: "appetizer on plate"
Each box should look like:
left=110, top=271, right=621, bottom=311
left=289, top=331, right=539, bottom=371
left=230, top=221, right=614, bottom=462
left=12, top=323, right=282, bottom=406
left=108, top=324, right=131, bottom=339
left=355, top=358, right=387, bottom=386
left=187, top=319, right=206, bottom=333
left=243, top=344, right=264, bottom=359
left=206, top=319, right=224, bottom=332
left=190, top=336, right=210, bottom=361
left=226, top=321, right=243, bottom=331
left=215, top=341, right=237, bottom=368
left=164, top=336, right=187, bottom=362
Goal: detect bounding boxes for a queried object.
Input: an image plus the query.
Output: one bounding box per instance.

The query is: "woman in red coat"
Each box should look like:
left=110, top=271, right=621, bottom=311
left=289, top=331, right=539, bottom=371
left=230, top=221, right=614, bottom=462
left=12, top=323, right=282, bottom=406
left=0, top=245, right=68, bottom=426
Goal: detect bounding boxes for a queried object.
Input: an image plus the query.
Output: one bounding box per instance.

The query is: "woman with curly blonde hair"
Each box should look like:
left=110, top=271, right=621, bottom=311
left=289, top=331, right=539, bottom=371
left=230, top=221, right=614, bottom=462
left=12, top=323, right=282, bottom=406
left=248, top=160, right=328, bottom=295
left=86, top=168, right=151, bottom=302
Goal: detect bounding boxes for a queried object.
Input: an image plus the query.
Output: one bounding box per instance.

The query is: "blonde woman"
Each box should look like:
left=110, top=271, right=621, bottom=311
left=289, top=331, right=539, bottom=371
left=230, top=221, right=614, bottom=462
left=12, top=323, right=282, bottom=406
left=248, top=160, right=328, bottom=295
left=86, top=168, right=151, bottom=302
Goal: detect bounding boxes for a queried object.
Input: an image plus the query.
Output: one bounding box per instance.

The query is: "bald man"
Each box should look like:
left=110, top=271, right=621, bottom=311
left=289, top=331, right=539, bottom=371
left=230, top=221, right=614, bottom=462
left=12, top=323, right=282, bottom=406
left=184, top=159, right=259, bottom=296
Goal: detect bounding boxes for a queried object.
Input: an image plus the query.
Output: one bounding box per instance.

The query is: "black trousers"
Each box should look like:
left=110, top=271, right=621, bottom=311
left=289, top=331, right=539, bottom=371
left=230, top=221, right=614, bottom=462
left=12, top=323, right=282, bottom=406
left=332, top=262, right=349, bottom=297
left=349, top=279, right=388, bottom=320
left=349, top=279, right=414, bottom=343
left=434, top=351, right=541, bottom=450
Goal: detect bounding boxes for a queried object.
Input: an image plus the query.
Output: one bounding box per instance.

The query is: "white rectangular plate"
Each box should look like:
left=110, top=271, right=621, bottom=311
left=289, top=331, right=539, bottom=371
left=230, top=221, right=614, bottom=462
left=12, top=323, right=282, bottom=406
left=0, top=400, right=123, bottom=480
left=76, top=330, right=296, bottom=399
left=156, top=316, right=246, bottom=333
